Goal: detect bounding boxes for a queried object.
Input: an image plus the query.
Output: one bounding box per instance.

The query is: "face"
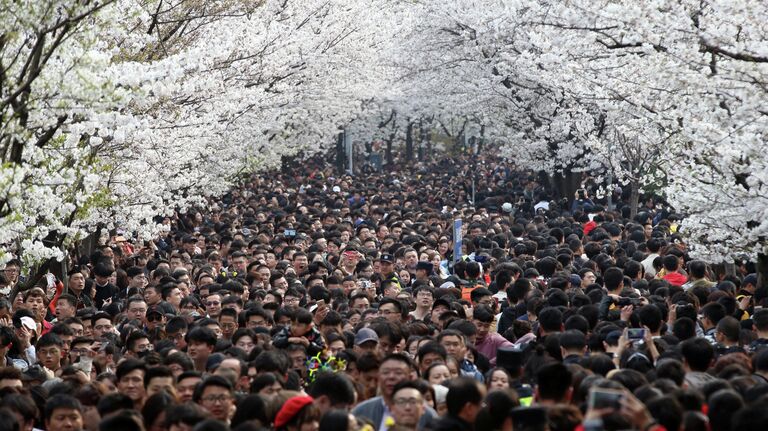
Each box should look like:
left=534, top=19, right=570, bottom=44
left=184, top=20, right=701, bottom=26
left=473, top=319, right=492, bottom=341
left=404, top=251, right=418, bottom=268
left=166, top=288, right=182, bottom=308
left=440, top=335, right=465, bottom=360
left=147, top=376, right=175, bottom=398
left=231, top=256, right=248, bottom=274
left=68, top=323, right=84, bottom=337
left=46, top=408, right=84, bottom=431
left=391, top=388, right=425, bottom=427
left=177, top=377, right=202, bottom=403
left=129, top=273, right=147, bottom=289
left=329, top=340, right=346, bottom=357
left=379, top=359, right=410, bottom=398
left=25, top=295, right=46, bottom=320
left=187, top=341, right=213, bottom=361
left=92, top=318, right=113, bottom=339
left=235, top=336, right=255, bottom=355
left=431, top=306, right=448, bottom=325
left=489, top=370, right=510, bottom=390
left=38, top=344, right=62, bottom=370
left=199, top=386, right=234, bottom=421
left=582, top=272, right=596, bottom=287
left=205, top=294, right=222, bottom=317
left=127, top=300, right=148, bottom=322
left=289, top=349, right=308, bottom=370
left=56, top=300, right=76, bottom=320
left=416, top=289, right=433, bottom=308
left=427, top=364, right=451, bottom=386
left=219, top=316, right=238, bottom=339
left=378, top=304, right=401, bottom=323
left=69, top=273, right=86, bottom=291
left=118, top=368, right=145, bottom=402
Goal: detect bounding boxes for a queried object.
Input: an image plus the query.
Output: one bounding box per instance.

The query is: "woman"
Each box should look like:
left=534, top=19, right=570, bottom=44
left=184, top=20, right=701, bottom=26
left=318, top=409, right=358, bottom=431
left=0, top=326, right=32, bottom=370
left=424, top=363, right=452, bottom=386
left=326, top=332, right=347, bottom=357
left=485, top=367, right=513, bottom=390
left=274, top=395, right=321, bottom=431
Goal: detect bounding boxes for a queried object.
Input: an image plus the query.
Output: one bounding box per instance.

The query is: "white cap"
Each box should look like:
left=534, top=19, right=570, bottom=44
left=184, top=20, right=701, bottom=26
left=332, top=186, right=341, bottom=193
left=20, top=316, right=37, bottom=333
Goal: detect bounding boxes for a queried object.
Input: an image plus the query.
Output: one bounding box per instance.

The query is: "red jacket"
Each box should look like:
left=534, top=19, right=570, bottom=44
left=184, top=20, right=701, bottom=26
left=663, top=271, right=688, bottom=287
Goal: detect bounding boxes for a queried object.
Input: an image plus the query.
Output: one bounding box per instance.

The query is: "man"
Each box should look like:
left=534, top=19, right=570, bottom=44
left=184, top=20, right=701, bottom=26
left=205, top=293, right=222, bottom=318
left=410, top=286, right=434, bottom=321
left=116, top=359, right=147, bottom=409
left=354, top=328, right=379, bottom=356
left=714, top=316, right=744, bottom=356
left=195, top=375, right=236, bottom=423
left=125, top=296, right=148, bottom=325
left=661, top=255, right=687, bottom=287
left=216, top=357, right=250, bottom=393
left=124, top=331, right=153, bottom=359
left=432, top=377, right=485, bottom=431
left=391, top=381, right=426, bottom=430
left=45, top=394, right=84, bottom=431
left=438, top=330, right=482, bottom=381
left=145, top=366, right=176, bottom=398
left=414, top=261, right=433, bottom=283
left=681, top=337, right=716, bottom=389
left=67, top=269, right=93, bottom=309
left=123, top=266, right=147, bottom=299
left=308, top=372, right=357, bottom=414
left=0, top=366, right=23, bottom=390
left=377, top=254, right=402, bottom=290
left=91, top=312, right=115, bottom=339
left=749, top=308, right=768, bottom=353
left=378, top=298, right=404, bottom=323
left=229, top=251, right=249, bottom=277
left=641, top=238, right=662, bottom=277
left=559, top=330, right=587, bottom=365
left=143, top=285, right=163, bottom=308
left=24, top=288, right=51, bottom=334
left=472, top=305, right=513, bottom=365
left=683, top=260, right=715, bottom=291
left=187, top=327, right=217, bottom=372
left=54, top=294, right=78, bottom=322
left=218, top=308, right=239, bottom=340
left=176, top=370, right=203, bottom=403
left=534, top=362, right=572, bottom=405
left=36, top=333, right=64, bottom=373
left=352, top=353, right=436, bottom=431
left=92, top=262, right=118, bottom=308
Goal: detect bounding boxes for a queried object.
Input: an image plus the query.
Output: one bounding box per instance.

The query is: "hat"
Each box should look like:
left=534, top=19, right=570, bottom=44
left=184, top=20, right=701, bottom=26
left=744, top=274, right=758, bottom=287
left=378, top=254, right=395, bottom=264
left=332, top=186, right=341, bottom=193
left=205, top=353, right=225, bottom=372
left=432, top=297, right=452, bottom=310
left=416, top=261, right=433, bottom=274
left=438, top=281, right=456, bottom=289
left=274, top=396, right=314, bottom=429
left=501, top=202, right=514, bottom=213
left=495, top=346, right=524, bottom=373
left=569, top=274, right=582, bottom=288
left=22, top=365, right=49, bottom=382
left=354, top=328, right=379, bottom=346
left=20, top=316, right=37, bottom=333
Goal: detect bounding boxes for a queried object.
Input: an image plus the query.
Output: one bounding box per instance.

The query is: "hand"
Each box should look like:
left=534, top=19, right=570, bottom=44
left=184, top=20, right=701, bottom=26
left=668, top=303, right=677, bottom=323
left=738, top=296, right=751, bottom=311
left=619, top=391, right=654, bottom=430
left=620, top=305, right=634, bottom=322
left=0, top=316, right=11, bottom=327
left=17, top=327, right=32, bottom=348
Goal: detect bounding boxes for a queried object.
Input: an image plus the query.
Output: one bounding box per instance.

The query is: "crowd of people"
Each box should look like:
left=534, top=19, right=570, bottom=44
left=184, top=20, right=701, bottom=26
left=0, top=153, right=765, bottom=431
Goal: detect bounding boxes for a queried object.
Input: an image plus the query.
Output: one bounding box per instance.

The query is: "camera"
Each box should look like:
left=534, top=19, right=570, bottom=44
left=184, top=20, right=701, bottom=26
left=614, top=297, right=642, bottom=307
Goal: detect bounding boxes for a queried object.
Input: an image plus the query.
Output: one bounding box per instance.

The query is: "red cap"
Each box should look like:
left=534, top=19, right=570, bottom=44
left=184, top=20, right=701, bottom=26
left=274, top=395, right=314, bottom=428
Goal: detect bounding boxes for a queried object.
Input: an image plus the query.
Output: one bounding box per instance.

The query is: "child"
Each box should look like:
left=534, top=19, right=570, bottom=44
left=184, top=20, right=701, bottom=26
left=272, top=308, right=325, bottom=357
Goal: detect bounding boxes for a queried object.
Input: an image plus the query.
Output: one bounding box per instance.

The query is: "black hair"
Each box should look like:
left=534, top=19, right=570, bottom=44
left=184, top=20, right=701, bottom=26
left=192, top=375, right=233, bottom=403
left=535, top=362, right=572, bottom=402
left=445, top=377, right=483, bottom=416
left=307, top=372, right=356, bottom=406
left=144, top=366, right=174, bottom=388
left=44, top=394, right=82, bottom=422
left=115, top=358, right=146, bottom=382
left=186, top=326, right=217, bottom=347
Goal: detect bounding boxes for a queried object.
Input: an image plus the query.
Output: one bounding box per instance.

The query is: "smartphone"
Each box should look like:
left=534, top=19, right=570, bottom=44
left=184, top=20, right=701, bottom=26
left=627, top=328, right=646, bottom=340
left=588, top=388, right=624, bottom=410
left=284, top=229, right=296, bottom=237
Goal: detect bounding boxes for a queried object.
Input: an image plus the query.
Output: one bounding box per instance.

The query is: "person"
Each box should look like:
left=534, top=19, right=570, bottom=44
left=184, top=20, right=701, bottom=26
left=45, top=394, right=85, bottom=431
left=352, top=353, right=436, bottom=431
left=432, top=377, right=486, bottom=431
left=194, top=375, right=236, bottom=424
left=390, top=381, right=426, bottom=431
left=273, top=309, right=326, bottom=357
left=274, top=395, right=320, bottom=431
left=116, top=358, right=147, bottom=409
left=472, top=305, right=513, bottom=365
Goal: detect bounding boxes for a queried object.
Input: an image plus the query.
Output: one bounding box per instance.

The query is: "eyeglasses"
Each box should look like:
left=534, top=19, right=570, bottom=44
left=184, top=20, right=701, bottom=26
left=394, top=397, right=422, bottom=407
left=206, top=301, right=221, bottom=307
left=201, top=394, right=232, bottom=404
left=284, top=298, right=300, bottom=304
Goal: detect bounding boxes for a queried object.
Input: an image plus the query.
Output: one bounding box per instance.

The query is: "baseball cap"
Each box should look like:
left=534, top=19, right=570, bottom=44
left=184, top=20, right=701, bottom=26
left=354, top=328, right=379, bottom=346
left=378, top=254, right=395, bottom=264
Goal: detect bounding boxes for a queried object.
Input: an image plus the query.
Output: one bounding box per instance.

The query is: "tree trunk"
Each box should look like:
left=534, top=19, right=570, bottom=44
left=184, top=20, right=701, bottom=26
left=630, top=180, right=640, bottom=219
left=405, top=120, right=414, bottom=162
left=386, top=134, right=394, bottom=166
left=478, top=125, right=485, bottom=153
left=551, top=169, right=581, bottom=200
left=336, top=132, right=345, bottom=175
left=758, top=252, right=768, bottom=290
